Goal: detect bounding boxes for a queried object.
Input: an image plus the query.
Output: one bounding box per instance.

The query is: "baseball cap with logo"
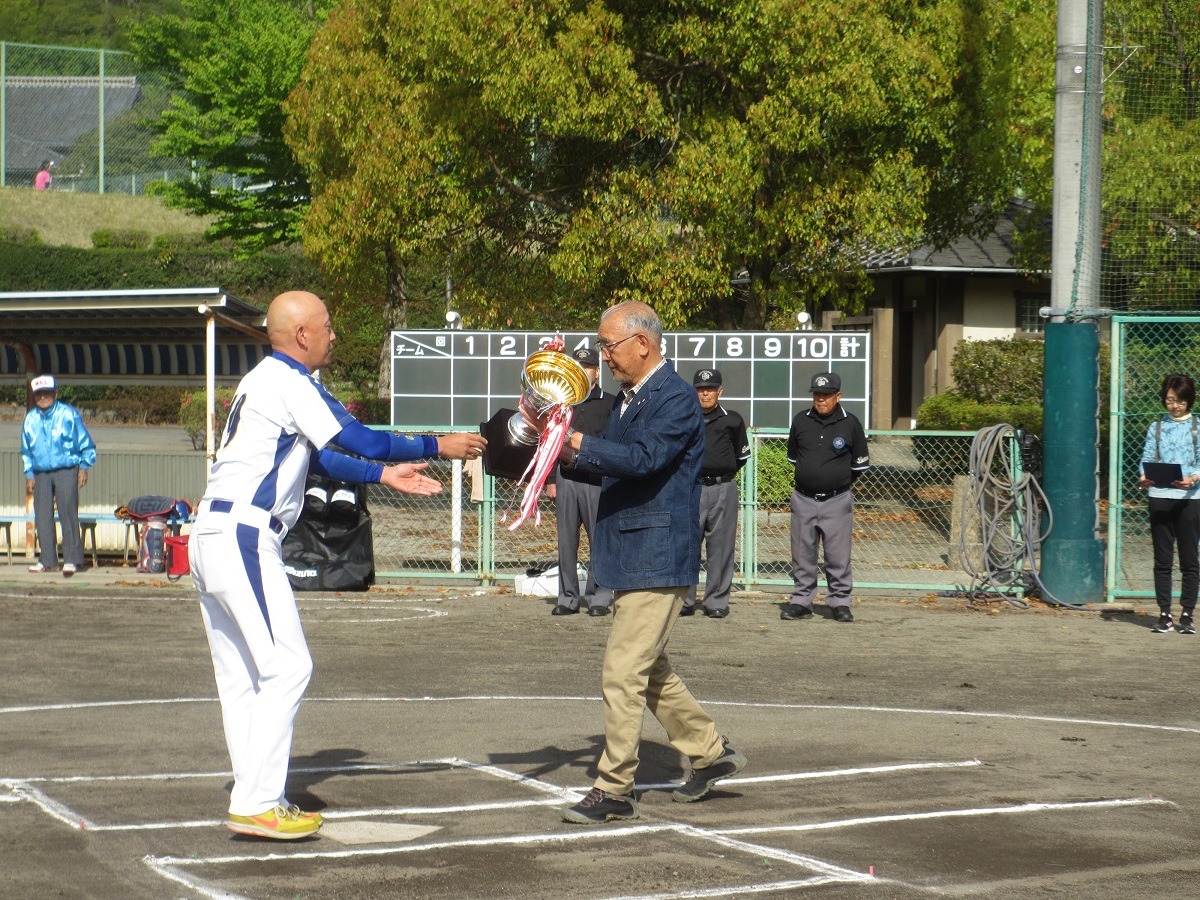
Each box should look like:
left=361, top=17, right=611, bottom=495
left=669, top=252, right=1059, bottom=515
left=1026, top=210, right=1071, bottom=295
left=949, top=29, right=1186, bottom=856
left=810, top=372, right=841, bottom=394
left=572, top=347, right=600, bottom=368
left=30, top=374, right=56, bottom=393
left=693, top=369, right=722, bottom=388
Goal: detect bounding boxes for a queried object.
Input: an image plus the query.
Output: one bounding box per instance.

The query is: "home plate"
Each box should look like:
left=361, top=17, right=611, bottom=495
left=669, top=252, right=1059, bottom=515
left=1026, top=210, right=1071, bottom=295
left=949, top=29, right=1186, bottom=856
left=322, top=821, right=443, bottom=845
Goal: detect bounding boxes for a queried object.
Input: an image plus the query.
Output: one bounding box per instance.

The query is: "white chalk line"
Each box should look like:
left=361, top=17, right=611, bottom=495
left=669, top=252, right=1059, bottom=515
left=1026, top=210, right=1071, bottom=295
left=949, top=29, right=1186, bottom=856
left=588, top=877, right=862, bottom=900
left=143, top=856, right=249, bottom=900
left=7, top=693, right=1197, bottom=740
left=637, top=759, right=981, bottom=792
left=320, top=610, right=447, bottom=623
left=713, top=797, right=1174, bottom=836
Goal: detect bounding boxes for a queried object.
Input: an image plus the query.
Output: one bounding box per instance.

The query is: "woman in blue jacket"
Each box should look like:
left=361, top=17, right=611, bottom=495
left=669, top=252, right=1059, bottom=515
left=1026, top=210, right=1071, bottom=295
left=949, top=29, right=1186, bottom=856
left=1139, top=373, right=1200, bottom=634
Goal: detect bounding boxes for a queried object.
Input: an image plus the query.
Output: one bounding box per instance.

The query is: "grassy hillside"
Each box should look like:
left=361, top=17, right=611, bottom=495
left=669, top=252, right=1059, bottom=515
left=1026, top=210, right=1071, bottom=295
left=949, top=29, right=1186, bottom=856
left=0, top=186, right=211, bottom=247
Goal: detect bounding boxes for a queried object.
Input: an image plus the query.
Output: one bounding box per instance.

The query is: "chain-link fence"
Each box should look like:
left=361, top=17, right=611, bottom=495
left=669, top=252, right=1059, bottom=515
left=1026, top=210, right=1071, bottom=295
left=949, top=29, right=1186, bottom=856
left=1100, top=5, right=1200, bottom=313
left=1107, top=315, right=1200, bottom=600
left=0, top=41, right=184, bottom=194
left=365, top=430, right=977, bottom=593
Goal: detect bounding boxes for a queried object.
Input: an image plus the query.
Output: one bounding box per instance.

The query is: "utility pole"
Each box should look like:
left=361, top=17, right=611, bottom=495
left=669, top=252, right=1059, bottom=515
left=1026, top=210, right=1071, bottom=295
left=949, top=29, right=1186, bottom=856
left=1041, top=0, right=1106, bottom=604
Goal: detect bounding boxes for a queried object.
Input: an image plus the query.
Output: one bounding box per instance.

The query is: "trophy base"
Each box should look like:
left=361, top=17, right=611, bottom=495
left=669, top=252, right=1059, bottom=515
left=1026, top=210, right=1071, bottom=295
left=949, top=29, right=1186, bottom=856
left=480, top=409, right=538, bottom=480
left=507, top=413, right=541, bottom=447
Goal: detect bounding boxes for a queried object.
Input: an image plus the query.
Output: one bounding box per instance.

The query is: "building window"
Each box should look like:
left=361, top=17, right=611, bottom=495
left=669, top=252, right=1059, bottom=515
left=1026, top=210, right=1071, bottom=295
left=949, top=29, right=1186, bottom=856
left=1017, top=292, right=1049, bottom=334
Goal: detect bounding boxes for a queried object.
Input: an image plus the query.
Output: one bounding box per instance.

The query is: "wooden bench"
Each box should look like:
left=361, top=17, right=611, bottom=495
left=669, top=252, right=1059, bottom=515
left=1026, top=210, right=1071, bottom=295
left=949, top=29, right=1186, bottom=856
left=0, top=513, right=130, bottom=567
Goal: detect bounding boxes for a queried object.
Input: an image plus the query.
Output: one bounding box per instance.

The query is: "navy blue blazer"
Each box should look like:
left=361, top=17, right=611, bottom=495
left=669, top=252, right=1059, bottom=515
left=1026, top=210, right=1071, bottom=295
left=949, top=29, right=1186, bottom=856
left=574, top=360, right=704, bottom=591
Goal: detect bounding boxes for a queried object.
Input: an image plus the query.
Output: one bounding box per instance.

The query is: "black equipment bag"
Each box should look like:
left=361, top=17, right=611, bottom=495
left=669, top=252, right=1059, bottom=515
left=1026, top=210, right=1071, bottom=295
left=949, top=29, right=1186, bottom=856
left=282, top=475, right=375, bottom=591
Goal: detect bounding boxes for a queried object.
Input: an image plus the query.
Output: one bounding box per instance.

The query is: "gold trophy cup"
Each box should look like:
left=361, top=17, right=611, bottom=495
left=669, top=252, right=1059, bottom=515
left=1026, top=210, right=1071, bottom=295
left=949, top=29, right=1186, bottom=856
left=508, top=349, right=592, bottom=446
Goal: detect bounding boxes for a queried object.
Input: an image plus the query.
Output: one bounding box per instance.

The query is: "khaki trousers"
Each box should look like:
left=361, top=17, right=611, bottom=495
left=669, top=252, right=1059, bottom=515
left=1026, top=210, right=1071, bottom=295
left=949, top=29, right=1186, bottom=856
left=594, top=586, right=723, bottom=796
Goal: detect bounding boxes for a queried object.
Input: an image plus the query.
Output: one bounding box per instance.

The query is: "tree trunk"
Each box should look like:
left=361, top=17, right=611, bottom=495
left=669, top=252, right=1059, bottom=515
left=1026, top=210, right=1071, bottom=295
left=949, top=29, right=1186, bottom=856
left=377, top=250, right=409, bottom=399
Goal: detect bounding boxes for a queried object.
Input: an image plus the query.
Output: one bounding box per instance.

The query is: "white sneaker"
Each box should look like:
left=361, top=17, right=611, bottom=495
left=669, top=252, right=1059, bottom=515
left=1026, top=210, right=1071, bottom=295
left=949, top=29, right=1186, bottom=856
left=62, top=563, right=76, bottom=577
left=28, top=562, right=50, bottom=573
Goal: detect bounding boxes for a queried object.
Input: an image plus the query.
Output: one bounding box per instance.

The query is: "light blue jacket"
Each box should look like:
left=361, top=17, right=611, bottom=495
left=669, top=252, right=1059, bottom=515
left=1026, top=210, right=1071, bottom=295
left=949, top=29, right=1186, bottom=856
left=1141, top=414, right=1200, bottom=500
left=21, top=401, right=97, bottom=477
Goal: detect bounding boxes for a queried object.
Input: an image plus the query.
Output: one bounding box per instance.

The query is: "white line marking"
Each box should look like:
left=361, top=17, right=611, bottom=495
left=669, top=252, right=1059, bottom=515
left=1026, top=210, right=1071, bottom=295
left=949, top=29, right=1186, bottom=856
left=636, top=759, right=982, bottom=791
left=592, top=876, right=859, bottom=899
left=0, top=697, right=216, bottom=715
left=13, top=694, right=1197, bottom=738
left=157, top=823, right=678, bottom=866
left=713, top=797, right=1174, bottom=836
left=332, top=613, right=448, bottom=623
left=143, top=855, right=250, bottom=900
left=7, top=782, right=97, bottom=830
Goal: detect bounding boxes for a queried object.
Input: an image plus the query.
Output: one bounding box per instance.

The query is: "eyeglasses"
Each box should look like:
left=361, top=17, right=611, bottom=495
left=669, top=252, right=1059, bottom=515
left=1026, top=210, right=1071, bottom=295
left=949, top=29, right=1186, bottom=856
left=596, top=333, right=642, bottom=355
left=1165, top=398, right=1189, bottom=407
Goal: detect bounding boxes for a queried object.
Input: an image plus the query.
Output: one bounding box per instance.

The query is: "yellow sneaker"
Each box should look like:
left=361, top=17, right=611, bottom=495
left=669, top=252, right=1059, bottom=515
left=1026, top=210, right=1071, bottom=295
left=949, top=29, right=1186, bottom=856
left=227, top=804, right=322, bottom=840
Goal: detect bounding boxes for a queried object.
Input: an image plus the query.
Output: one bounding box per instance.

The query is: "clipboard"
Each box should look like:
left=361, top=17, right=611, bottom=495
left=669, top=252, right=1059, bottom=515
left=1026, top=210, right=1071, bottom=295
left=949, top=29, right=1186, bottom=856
left=1143, top=461, right=1184, bottom=487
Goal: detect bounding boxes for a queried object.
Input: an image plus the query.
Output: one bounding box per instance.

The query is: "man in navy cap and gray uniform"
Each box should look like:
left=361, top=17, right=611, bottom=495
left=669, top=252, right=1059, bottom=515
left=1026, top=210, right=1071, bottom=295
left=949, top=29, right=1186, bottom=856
left=548, top=346, right=617, bottom=616
left=681, top=369, right=749, bottom=618
left=782, top=371, right=869, bottom=622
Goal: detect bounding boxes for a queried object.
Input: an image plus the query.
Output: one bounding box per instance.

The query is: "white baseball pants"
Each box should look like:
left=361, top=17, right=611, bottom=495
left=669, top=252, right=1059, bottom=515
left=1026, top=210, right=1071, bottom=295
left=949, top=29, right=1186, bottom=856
left=191, top=501, right=312, bottom=817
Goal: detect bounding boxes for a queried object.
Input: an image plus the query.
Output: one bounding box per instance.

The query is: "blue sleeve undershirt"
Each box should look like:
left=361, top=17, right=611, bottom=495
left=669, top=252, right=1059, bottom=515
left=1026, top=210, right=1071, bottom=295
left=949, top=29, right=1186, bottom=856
left=311, top=423, right=440, bottom=484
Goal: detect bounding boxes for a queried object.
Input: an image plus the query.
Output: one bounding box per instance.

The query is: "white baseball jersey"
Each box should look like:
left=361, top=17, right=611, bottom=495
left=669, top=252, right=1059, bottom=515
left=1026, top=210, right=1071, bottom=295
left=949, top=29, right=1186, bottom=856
left=204, top=353, right=353, bottom=529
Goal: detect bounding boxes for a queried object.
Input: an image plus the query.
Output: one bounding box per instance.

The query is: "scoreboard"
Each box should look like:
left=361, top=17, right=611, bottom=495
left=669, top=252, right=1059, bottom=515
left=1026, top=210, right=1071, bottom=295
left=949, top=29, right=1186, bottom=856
left=390, top=330, right=870, bottom=431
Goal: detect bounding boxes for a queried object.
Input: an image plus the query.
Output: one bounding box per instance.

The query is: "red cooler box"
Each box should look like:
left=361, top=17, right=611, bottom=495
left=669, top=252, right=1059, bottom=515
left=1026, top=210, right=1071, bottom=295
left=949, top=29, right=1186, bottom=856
left=165, top=534, right=190, bottom=579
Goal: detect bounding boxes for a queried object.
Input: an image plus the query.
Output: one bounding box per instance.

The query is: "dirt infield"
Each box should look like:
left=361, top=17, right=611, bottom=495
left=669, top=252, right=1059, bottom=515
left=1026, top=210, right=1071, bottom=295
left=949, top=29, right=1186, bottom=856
left=1, top=573, right=1197, bottom=899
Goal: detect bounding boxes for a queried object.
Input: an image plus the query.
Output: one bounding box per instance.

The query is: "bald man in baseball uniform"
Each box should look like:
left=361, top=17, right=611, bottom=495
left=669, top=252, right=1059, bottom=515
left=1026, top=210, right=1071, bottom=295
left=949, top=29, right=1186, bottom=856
left=190, top=290, right=485, bottom=840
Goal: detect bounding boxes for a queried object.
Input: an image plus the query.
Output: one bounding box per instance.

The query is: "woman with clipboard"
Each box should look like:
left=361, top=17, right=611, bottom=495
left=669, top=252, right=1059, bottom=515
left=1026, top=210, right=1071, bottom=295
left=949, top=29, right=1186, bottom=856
left=1139, top=373, right=1200, bottom=634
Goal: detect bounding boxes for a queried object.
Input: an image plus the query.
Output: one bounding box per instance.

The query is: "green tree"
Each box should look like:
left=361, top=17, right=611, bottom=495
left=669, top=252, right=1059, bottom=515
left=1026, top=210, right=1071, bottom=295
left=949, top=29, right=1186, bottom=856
left=126, top=0, right=336, bottom=251
left=1103, top=0, right=1200, bottom=309
left=286, top=0, right=1050, bottom=339
left=0, top=0, right=184, bottom=51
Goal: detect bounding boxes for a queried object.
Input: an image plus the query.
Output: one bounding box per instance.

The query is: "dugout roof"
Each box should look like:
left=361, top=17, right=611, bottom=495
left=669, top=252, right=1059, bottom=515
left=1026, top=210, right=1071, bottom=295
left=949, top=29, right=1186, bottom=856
left=0, top=287, right=269, bottom=386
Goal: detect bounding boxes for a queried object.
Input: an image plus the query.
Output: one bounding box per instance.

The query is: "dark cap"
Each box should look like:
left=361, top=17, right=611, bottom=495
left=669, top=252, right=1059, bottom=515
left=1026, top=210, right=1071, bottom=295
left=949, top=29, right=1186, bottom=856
left=810, top=372, right=841, bottom=393
left=573, top=346, right=600, bottom=368
left=693, top=368, right=722, bottom=388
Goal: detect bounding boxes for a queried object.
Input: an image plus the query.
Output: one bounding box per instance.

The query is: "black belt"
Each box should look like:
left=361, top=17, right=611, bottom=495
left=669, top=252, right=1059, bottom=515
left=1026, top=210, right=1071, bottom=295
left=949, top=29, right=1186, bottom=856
left=702, top=473, right=736, bottom=486
left=206, top=499, right=286, bottom=535
left=796, top=485, right=851, bottom=502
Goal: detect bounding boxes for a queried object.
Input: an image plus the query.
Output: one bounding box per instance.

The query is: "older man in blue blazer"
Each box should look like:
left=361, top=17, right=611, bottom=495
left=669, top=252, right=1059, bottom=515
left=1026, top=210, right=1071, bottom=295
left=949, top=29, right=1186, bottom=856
left=555, top=300, right=747, bottom=825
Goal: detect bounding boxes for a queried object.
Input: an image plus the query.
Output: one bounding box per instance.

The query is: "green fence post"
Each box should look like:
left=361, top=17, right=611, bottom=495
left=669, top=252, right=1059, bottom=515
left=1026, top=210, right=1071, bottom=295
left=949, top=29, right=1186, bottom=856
left=1041, top=321, right=1106, bottom=603
left=1, top=42, right=6, bottom=188
left=98, top=48, right=106, bottom=194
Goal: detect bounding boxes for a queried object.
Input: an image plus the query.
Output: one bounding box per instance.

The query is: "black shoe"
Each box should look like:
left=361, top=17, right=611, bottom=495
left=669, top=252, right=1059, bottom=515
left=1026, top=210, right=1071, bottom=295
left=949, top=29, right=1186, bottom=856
left=703, top=607, right=729, bottom=618
left=551, top=605, right=579, bottom=616
left=1181, top=613, right=1196, bottom=635
left=672, top=738, right=747, bottom=802
left=1152, top=613, right=1175, bottom=633
left=679, top=605, right=696, bottom=617
left=562, top=788, right=638, bottom=824
left=587, top=605, right=610, bottom=617
left=780, top=604, right=812, bottom=621
left=832, top=606, right=854, bottom=623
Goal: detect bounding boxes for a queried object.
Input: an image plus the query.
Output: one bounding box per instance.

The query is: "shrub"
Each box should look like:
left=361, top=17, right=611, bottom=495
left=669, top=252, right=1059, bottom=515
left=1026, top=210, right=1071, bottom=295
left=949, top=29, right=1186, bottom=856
left=756, top=438, right=794, bottom=506
left=950, top=337, right=1044, bottom=405
left=915, top=392, right=1043, bottom=434
left=92, top=228, right=153, bottom=250
left=0, top=225, right=41, bottom=245
left=179, top=388, right=238, bottom=450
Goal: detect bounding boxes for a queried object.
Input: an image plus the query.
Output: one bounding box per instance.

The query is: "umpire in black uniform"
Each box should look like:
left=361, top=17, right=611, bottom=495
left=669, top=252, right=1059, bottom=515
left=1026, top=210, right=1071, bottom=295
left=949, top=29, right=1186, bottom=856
left=681, top=369, right=750, bottom=618
left=782, top=372, right=869, bottom=623
left=548, top=347, right=617, bottom=616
